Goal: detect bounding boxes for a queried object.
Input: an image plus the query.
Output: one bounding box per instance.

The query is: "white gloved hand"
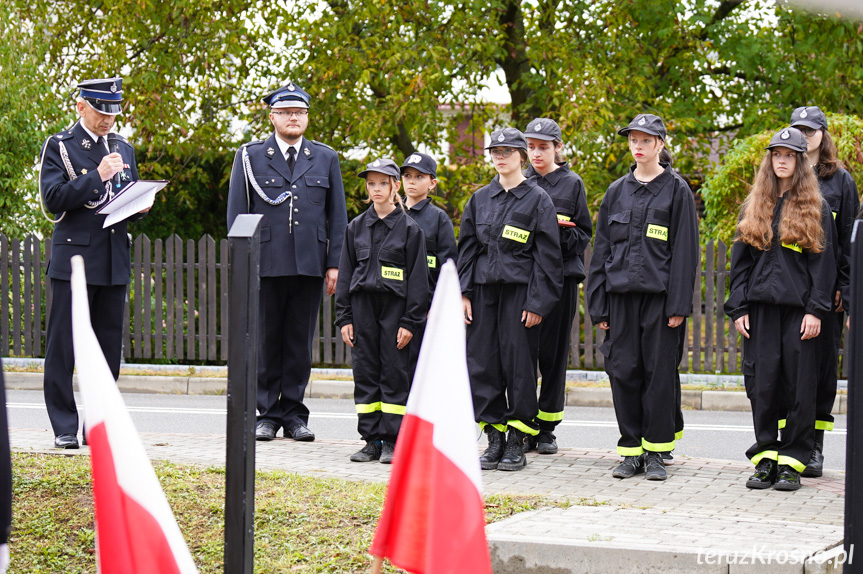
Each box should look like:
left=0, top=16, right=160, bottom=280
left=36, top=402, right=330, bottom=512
left=0, top=543, right=9, bottom=573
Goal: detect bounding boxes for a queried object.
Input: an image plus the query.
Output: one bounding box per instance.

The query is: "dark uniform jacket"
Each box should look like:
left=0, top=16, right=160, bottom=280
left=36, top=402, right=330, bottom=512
left=405, top=197, right=457, bottom=297
left=40, top=121, right=140, bottom=286
left=587, top=164, right=699, bottom=324
left=334, top=206, right=429, bottom=334
left=819, top=167, right=859, bottom=294
left=524, top=163, right=593, bottom=281
left=457, top=176, right=563, bottom=318
left=226, top=134, right=348, bottom=278
left=725, top=197, right=837, bottom=321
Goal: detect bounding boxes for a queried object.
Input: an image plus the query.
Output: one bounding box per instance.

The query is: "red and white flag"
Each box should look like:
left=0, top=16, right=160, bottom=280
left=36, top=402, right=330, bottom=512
left=70, top=255, right=198, bottom=574
left=370, top=261, right=491, bottom=573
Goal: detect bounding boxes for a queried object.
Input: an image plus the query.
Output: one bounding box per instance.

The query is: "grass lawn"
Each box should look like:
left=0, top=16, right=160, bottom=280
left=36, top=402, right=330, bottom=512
left=10, top=453, right=563, bottom=573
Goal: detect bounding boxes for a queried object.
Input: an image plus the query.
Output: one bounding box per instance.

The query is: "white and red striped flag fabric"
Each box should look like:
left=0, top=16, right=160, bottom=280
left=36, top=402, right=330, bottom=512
left=69, top=255, right=198, bottom=574
left=370, top=260, right=492, bottom=573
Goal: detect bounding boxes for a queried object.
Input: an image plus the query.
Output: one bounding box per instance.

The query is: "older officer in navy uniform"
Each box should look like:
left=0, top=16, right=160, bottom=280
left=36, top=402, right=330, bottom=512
left=227, top=82, right=348, bottom=442
left=39, top=78, right=143, bottom=449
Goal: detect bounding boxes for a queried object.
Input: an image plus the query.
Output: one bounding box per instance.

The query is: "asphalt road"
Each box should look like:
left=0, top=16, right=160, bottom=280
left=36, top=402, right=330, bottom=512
left=7, top=390, right=848, bottom=470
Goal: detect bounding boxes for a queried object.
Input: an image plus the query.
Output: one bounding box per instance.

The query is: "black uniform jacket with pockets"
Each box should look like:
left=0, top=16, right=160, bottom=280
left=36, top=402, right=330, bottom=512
left=819, top=167, right=859, bottom=294
left=226, top=134, right=348, bottom=278
left=725, top=197, right=837, bottom=322
left=587, top=164, right=699, bottom=324
left=524, top=163, right=593, bottom=281
left=334, top=206, right=429, bottom=335
left=405, top=197, right=457, bottom=296
left=40, top=121, right=140, bottom=286
left=457, top=176, right=563, bottom=318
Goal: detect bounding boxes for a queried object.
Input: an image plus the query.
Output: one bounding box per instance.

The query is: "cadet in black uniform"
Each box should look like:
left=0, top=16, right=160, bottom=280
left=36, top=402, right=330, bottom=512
left=522, top=118, right=592, bottom=454
left=725, top=127, right=837, bottom=491
left=789, top=106, right=860, bottom=477
left=400, top=152, right=457, bottom=374
left=227, top=82, right=348, bottom=443
left=458, top=128, right=563, bottom=472
left=587, top=114, right=699, bottom=481
left=335, top=159, right=428, bottom=464
left=39, top=78, right=144, bottom=449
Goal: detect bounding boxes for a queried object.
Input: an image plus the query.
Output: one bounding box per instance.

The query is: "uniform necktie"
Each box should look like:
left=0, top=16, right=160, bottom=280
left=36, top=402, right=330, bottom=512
left=97, top=136, right=106, bottom=151
left=287, top=146, right=297, bottom=175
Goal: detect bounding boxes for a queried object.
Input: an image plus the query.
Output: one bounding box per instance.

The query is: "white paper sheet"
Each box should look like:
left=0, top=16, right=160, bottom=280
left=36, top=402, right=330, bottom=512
left=97, top=180, right=169, bottom=228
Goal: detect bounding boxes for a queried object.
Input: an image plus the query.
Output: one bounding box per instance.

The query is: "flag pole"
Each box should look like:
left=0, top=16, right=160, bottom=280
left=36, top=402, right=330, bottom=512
left=371, top=555, right=383, bottom=574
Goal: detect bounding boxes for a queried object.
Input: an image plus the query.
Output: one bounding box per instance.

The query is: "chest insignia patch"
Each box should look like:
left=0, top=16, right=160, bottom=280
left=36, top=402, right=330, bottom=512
left=502, top=225, right=530, bottom=243
left=782, top=242, right=803, bottom=253
left=557, top=214, right=572, bottom=222
left=426, top=255, right=437, bottom=268
left=646, top=224, right=668, bottom=241
left=381, top=266, right=404, bottom=281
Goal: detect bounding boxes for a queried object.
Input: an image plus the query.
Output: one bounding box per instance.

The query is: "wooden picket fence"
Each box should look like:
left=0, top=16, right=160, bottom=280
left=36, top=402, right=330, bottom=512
left=0, top=233, right=848, bottom=377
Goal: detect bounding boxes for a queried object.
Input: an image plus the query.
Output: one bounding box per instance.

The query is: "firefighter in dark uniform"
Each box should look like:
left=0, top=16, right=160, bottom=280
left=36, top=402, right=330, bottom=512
left=522, top=118, right=592, bottom=454
left=789, top=106, right=860, bottom=478
left=458, top=128, right=563, bottom=472
left=39, top=78, right=144, bottom=449
left=587, top=114, right=699, bottom=481
left=400, top=152, right=457, bottom=374
left=226, top=82, right=348, bottom=443
left=725, top=127, right=836, bottom=491
left=335, top=159, right=428, bottom=464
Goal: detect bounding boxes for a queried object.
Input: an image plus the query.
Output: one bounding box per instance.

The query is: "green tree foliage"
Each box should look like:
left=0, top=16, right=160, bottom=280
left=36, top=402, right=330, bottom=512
left=3, top=1, right=863, bottom=239
left=701, top=113, right=863, bottom=245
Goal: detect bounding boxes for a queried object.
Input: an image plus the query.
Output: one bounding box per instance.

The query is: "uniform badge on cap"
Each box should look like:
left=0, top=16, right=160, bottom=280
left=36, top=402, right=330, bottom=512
left=497, top=133, right=505, bottom=142
left=781, top=129, right=790, bottom=140
left=81, top=139, right=92, bottom=150
left=800, top=109, right=808, bottom=118
left=287, top=82, right=295, bottom=91
left=638, top=116, right=646, bottom=126
left=533, top=122, right=542, bottom=131
left=267, top=147, right=275, bottom=156
left=407, top=154, right=422, bottom=164
left=304, top=147, right=310, bottom=156
left=373, top=159, right=381, bottom=167
left=110, top=82, right=117, bottom=93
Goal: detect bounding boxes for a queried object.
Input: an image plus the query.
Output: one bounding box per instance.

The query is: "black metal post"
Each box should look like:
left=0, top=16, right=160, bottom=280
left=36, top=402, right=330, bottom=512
left=846, top=219, right=862, bottom=573
left=224, top=214, right=263, bottom=574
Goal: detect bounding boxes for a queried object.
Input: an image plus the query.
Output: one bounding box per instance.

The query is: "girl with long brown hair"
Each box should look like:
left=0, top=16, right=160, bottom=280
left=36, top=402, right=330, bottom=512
left=789, top=106, right=860, bottom=478
left=725, top=127, right=837, bottom=491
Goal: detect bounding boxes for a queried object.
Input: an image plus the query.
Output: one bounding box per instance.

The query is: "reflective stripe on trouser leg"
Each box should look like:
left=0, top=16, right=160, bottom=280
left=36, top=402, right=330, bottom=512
left=537, top=278, right=579, bottom=430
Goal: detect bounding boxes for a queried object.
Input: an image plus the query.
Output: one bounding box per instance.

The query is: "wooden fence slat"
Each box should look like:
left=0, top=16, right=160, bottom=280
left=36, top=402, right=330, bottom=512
left=206, top=236, right=217, bottom=360
left=142, top=235, right=152, bottom=358
left=692, top=246, right=703, bottom=372
left=122, top=280, right=131, bottom=359
left=175, top=236, right=184, bottom=360
left=715, top=243, right=727, bottom=373
left=32, top=236, right=42, bottom=356
left=11, top=239, right=21, bottom=356
left=0, top=234, right=8, bottom=354
left=133, top=235, right=143, bottom=358
left=166, top=236, right=175, bottom=359
left=219, top=239, right=229, bottom=361
left=154, top=239, right=164, bottom=359
left=704, top=240, right=715, bottom=371
left=187, top=239, right=196, bottom=360
left=23, top=236, right=33, bottom=356
left=582, top=244, right=595, bottom=369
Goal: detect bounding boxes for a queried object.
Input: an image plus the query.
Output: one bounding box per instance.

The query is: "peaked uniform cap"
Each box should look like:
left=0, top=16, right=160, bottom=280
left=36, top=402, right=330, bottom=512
left=262, top=82, right=311, bottom=109
left=78, top=78, right=124, bottom=115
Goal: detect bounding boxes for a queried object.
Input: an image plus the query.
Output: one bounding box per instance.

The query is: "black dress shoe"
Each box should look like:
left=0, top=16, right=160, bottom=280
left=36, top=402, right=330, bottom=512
left=536, top=431, right=558, bottom=454
left=746, top=459, right=777, bottom=489
left=773, top=465, right=802, bottom=491
left=802, top=448, right=823, bottom=478
left=54, top=434, right=79, bottom=449
left=286, top=423, right=315, bottom=442
left=255, top=421, right=278, bottom=441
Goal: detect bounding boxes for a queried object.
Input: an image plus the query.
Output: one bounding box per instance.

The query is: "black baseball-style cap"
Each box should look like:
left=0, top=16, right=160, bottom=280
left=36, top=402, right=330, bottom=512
left=78, top=78, right=124, bottom=115
left=486, top=127, right=527, bottom=151
left=400, top=152, right=438, bottom=177
left=524, top=118, right=562, bottom=142
left=358, top=158, right=401, bottom=179
left=618, top=114, right=667, bottom=140
left=790, top=106, right=828, bottom=131
left=766, top=127, right=808, bottom=153
left=262, top=81, right=311, bottom=109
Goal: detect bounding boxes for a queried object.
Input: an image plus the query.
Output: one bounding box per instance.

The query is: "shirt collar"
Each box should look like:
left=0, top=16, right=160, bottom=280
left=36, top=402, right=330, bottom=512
left=525, top=162, right=569, bottom=185
left=364, top=204, right=403, bottom=228
left=275, top=134, right=303, bottom=158
left=489, top=175, right=531, bottom=199
left=406, top=197, right=432, bottom=212
left=625, top=163, right=672, bottom=196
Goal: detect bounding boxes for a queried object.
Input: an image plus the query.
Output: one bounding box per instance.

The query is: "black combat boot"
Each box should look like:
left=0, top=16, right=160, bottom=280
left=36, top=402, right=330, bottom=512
left=802, top=429, right=824, bottom=478
left=498, top=428, right=528, bottom=471
left=479, top=427, right=505, bottom=470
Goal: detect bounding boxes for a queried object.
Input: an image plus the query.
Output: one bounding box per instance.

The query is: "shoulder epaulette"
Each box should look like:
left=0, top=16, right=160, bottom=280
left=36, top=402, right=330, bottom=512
left=51, top=131, right=74, bottom=141
left=243, top=139, right=265, bottom=148
left=310, top=140, right=335, bottom=151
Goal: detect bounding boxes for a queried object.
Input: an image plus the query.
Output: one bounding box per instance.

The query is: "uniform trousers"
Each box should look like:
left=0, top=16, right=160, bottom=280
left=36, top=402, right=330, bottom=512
left=44, top=279, right=126, bottom=436
left=257, top=275, right=323, bottom=431
left=536, top=277, right=580, bottom=431
left=603, top=292, right=679, bottom=455
left=674, top=324, right=686, bottom=440
left=814, top=309, right=843, bottom=431
left=350, top=291, right=411, bottom=442
left=466, top=283, right=540, bottom=436
left=743, top=303, right=816, bottom=471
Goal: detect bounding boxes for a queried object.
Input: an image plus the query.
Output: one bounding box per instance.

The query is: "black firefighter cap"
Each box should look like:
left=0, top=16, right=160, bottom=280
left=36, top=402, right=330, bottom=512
left=618, top=114, right=667, bottom=140
left=486, top=127, right=527, bottom=151
left=400, top=153, right=438, bottom=177
left=359, top=158, right=401, bottom=179
left=524, top=117, right=562, bottom=142
left=766, top=127, right=808, bottom=154
left=78, top=78, right=123, bottom=115
left=790, top=106, right=828, bottom=131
